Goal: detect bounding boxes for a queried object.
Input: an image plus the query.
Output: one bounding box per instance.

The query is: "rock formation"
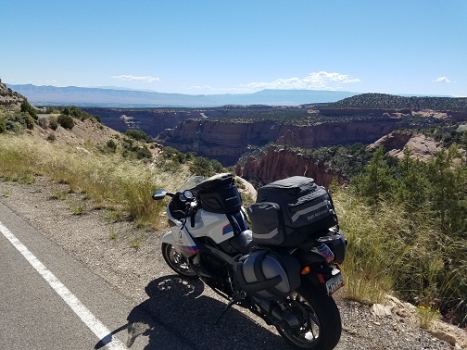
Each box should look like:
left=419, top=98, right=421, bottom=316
left=237, top=146, right=345, bottom=188
left=367, top=131, right=442, bottom=161
left=0, top=82, right=24, bottom=108
left=158, top=117, right=414, bottom=165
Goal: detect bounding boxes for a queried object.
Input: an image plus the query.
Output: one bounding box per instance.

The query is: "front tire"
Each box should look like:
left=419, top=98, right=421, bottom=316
left=276, top=281, right=341, bottom=350
left=161, top=243, right=198, bottom=278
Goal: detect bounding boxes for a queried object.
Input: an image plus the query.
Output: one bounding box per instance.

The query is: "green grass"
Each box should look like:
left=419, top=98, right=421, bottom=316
left=50, top=191, right=69, bottom=200
left=417, top=305, right=440, bottom=329
left=334, top=187, right=467, bottom=324
left=1, top=190, right=12, bottom=197
left=72, top=206, right=85, bottom=215
left=100, top=209, right=125, bottom=222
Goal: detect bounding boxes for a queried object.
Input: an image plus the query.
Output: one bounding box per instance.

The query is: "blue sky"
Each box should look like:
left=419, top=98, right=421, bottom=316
left=1, top=0, right=466, bottom=96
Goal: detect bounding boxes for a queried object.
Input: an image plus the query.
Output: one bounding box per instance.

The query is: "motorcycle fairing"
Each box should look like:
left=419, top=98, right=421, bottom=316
left=222, top=224, right=233, bottom=235
left=170, top=226, right=200, bottom=258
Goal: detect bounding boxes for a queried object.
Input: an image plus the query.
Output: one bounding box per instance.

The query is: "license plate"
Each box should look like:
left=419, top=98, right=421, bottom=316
left=325, top=273, right=344, bottom=296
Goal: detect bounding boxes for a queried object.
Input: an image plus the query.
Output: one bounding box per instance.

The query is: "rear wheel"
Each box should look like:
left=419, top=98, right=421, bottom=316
left=161, top=243, right=198, bottom=278
left=276, top=281, right=341, bottom=350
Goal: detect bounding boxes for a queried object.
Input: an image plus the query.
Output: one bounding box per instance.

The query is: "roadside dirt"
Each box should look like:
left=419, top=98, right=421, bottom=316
left=1, top=176, right=466, bottom=350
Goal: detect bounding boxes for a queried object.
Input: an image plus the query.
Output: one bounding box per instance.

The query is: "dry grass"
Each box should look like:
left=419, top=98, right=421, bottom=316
left=0, top=134, right=189, bottom=229
left=334, top=187, right=467, bottom=321
left=2, top=131, right=466, bottom=322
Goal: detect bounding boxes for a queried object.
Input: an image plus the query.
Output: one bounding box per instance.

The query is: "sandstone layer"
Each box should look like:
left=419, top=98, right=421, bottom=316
left=158, top=117, right=413, bottom=165
left=236, top=147, right=345, bottom=188
left=368, top=131, right=442, bottom=161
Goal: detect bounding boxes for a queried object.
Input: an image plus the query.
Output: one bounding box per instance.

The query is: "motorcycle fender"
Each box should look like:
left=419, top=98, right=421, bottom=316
left=162, top=231, right=178, bottom=249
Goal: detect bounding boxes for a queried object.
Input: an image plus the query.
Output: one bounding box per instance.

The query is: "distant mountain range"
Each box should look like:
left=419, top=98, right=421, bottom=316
left=6, top=84, right=358, bottom=107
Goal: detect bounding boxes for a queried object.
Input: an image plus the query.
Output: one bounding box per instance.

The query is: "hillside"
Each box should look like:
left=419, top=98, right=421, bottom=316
left=328, top=93, right=467, bottom=112
left=0, top=81, right=25, bottom=108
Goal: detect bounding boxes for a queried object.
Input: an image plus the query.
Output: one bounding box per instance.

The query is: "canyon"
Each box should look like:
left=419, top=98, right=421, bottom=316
left=157, top=115, right=418, bottom=165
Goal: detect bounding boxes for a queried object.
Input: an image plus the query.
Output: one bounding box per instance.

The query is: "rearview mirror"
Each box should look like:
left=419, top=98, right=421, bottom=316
left=152, top=190, right=167, bottom=200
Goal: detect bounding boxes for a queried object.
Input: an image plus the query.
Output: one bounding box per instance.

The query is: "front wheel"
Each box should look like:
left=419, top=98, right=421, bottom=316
left=161, top=243, right=198, bottom=278
left=276, top=281, right=341, bottom=350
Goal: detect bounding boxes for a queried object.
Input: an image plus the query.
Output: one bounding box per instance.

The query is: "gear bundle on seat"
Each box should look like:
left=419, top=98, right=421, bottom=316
left=248, top=176, right=338, bottom=246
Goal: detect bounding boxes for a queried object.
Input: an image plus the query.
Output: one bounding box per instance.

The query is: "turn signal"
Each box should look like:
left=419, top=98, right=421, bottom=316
left=301, top=266, right=311, bottom=275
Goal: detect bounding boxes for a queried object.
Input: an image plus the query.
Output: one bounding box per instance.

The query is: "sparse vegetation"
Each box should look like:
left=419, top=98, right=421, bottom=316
left=20, top=100, right=38, bottom=120
left=331, top=93, right=467, bottom=112
left=341, top=145, right=467, bottom=325
left=72, top=206, right=85, bottom=215
left=62, top=106, right=101, bottom=123
left=125, top=129, right=152, bottom=142
left=50, top=191, right=68, bottom=200
left=418, top=305, right=441, bottom=330
left=0, top=134, right=189, bottom=228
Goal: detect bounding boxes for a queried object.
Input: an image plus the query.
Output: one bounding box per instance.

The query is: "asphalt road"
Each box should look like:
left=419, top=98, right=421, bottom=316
left=0, top=198, right=288, bottom=350
left=0, top=201, right=138, bottom=350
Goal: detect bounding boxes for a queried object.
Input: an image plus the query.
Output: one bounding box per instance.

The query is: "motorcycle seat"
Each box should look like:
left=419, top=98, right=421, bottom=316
left=229, top=230, right=254, bottom=254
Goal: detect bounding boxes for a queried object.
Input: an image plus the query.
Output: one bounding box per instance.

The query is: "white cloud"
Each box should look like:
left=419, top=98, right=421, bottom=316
left=240, top=71, right=360, bottom=91
left=434, top=77, right=450, bottom=83
left=184, top=71, right=360, bottom=93
left=111, top=75, right=160, bottom=83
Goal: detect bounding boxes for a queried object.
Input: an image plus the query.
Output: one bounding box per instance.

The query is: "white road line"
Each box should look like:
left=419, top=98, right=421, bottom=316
left=0, top=220, right=128, bottom=350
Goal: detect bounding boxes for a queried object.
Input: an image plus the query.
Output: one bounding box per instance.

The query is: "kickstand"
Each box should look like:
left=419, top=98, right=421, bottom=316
left=214, top=297, right=238, bottom=325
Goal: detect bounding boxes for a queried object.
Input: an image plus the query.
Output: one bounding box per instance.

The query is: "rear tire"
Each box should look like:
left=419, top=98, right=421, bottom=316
left=161, top=243, right=198, bottom=278
left=276, top=281, right=341, bottom=350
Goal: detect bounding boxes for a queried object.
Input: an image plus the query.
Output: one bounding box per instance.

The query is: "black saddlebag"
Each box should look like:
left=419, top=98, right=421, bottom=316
left=248, top=176, right=338, bottom=246
left=194, top=173, right=242, bottom=214
left=236, top=249, right=300, bottom=300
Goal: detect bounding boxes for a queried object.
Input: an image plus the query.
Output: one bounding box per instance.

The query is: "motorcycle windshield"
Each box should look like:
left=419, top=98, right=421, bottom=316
left=179, top=176, right=206, bottom=192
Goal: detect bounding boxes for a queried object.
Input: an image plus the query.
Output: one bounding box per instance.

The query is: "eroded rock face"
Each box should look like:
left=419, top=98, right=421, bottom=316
left=82, top=108, right=202, bottom=137
left=238, top=146, right=344, bottom=187
left=368, top=132, right=442, bottom=161
left=159, top=118, right=412, bottom=165
left=0, top=82, right=24, bottom=108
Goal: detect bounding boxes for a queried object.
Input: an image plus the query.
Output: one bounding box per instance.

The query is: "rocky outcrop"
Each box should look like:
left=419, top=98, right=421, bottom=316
left=82, top=105, right=288, bottom=138
left=368, top=131, right=442, bottom=161
left=159, top=117, right=414, bottom=165
left=0, top=82, right=24, bottom=108
left=82, top=107, right=202, bottom=137
left=237, top=146, right=345, bottom=187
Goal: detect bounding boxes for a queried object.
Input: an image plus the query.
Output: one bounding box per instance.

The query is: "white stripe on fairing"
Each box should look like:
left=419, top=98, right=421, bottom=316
left=0, top=221, right=127, bottom=350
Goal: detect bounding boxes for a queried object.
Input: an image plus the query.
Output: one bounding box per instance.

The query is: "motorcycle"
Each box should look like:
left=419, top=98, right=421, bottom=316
left=153, top=173, right=346, bottom=350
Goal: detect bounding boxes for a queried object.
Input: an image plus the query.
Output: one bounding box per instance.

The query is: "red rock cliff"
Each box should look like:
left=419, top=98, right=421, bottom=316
left=158, top=117, right=411, bottom=165
left=237, top=146, right=345, bottom=188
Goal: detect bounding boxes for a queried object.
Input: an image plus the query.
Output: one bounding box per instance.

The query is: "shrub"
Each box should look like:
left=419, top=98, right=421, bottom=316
left=0, top=118, right=6, bottom=133
left=25, top=113, right=35, bottom=130
left=136, top=146, right=152, bottom=160
left=125, top=129, right=152, bottom=142
left=20, top=100, right=38, bottom=120
left=61, top=106, right=101, bottom=123
left=57, top=114, right=74, bottom=130
left=47, top=133, right=56, bottom=142
left=49, top=118, right=58, bottom=130
left=189, top=157, right=217, bottom=176
left=38, top=117, right=48, bottom=129
left=106, top=139, right=117, bottom=152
